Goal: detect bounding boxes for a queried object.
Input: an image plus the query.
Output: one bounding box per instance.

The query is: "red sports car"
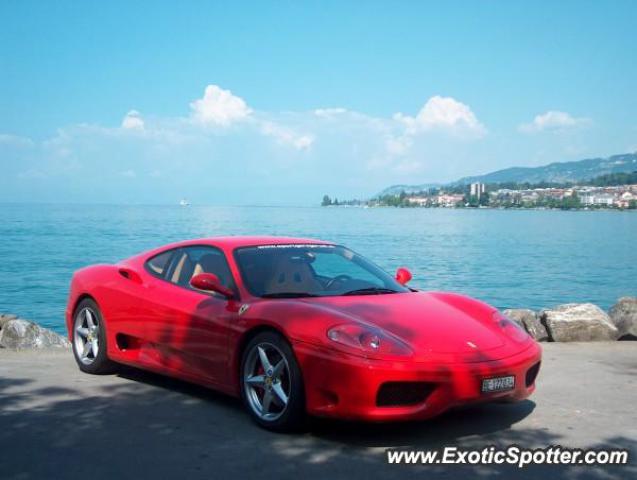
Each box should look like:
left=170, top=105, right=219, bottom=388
left=66, top=236, right=541, bottom=431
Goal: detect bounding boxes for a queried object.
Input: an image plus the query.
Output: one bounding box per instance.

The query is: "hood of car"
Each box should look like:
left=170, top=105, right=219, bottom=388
left=299, top=291, right=528, bottom=361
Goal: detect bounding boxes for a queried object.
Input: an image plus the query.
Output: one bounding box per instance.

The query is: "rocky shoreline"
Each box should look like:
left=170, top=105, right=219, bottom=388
left=505, top=297, right=636, bottom=342
left=0, top=314, right=70, bottom=350
left=0, top=297, right=635, bottom=351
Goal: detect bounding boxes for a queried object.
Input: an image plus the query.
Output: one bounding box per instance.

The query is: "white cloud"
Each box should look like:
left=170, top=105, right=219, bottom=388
left=314, top=108, right=347, bottom=118
left=384, top=135, right=413, bottom=156
left=190, top=85, right=252, bottom=126
left=0, top=133, right=35, bottom=148
left=260, top=121, right=314, bottom=150
left=394, top=96, right=486, bottom=137
left=121, top=110, right=144, bottom=130
left=4, top=85, right=520, bottom=203
left=519, top=110, right=591, bottom=133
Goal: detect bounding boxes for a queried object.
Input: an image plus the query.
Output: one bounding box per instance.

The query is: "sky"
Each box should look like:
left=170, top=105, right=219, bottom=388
left=1, top=0, right=636, bottom=205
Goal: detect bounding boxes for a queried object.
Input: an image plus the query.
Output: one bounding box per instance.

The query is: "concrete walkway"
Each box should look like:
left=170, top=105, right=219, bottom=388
left=1, top=342, right=635, bottom=479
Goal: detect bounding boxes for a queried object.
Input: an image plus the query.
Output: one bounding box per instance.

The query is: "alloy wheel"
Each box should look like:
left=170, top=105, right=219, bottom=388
left=243, top=342, right=291, bottom=421
left=73, top=307, right=100, bottom=365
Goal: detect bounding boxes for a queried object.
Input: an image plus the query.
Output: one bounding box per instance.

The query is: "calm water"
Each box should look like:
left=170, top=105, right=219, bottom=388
left=0, top=204, right=635, bottom=334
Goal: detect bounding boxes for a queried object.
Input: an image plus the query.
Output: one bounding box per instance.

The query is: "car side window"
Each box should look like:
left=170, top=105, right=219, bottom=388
left=145, top=249, right=176, bottom=278
left=166, top=246, right=235, bottom=292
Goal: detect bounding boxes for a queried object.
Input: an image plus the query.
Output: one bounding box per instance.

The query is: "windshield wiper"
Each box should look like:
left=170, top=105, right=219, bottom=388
left=342, top=287, right=399, bottom=296
left=261, top=292, right=320, bottom=298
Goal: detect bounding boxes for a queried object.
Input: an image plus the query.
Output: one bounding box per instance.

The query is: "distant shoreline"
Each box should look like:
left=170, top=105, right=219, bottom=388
left=322, top=204, right=637, bottom=212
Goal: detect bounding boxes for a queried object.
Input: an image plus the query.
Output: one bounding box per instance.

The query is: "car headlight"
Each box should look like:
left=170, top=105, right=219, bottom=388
left=493, top=311, right=529, bottom=342
left=327, top=323, right=413, bottom=357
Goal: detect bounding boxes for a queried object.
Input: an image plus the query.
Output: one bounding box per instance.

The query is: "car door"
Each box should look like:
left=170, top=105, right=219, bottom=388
left=142, top=245, right=239, bottom=387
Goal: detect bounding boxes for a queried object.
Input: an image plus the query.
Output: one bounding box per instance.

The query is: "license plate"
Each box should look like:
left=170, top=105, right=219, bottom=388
left=481, top=375, right=515, bottom=393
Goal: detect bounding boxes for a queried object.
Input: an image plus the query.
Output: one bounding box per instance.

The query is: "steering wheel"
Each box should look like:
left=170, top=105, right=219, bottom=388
left=325, top=274, right=352, bottom=290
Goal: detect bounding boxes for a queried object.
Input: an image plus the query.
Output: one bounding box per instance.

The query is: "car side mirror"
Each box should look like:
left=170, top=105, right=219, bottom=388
left=395, top=267, right=412, bottom=285
left=190, top=273, right=234, bottom=299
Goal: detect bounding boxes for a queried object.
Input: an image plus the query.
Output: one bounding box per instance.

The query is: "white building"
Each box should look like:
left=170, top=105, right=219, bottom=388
left=580, top=192, right=616, bottom=206
left=470, top=182, right=486, bottom=198
left=407, top=197, right=428, bottom=206
left=616, top=191, right=636, bottom=208
left=437, top=193, right=464, bottom=207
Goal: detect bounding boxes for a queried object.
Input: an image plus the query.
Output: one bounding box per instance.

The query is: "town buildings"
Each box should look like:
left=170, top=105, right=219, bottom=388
left=491, top=184, right=637, bottom=208
left=403, top=184, right=637, bottom=209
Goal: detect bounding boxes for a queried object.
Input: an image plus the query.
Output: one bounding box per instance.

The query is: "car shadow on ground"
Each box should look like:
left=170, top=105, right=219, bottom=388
left=116, top=363, right=537, bottom=446
left=307, top=400, right=538, bottom=447
left=113, top=366, right=636, bottom=480
left=115, top=364, right=242, bottom=412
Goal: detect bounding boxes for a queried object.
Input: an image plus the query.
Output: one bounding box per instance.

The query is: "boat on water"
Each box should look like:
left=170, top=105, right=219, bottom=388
left=179, top=199, right=191, bottom=207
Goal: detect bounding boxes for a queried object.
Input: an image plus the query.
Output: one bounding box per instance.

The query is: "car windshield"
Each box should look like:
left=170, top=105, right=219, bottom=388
left=234, top=244, right=410, bottom=298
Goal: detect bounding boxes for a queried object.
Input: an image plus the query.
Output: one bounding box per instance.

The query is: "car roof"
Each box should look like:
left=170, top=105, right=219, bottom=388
left=124, top=236, right=336, bottom=265
left=203, top=236, right=332, bottom=247
left=155, top=236, right=333, bottom=251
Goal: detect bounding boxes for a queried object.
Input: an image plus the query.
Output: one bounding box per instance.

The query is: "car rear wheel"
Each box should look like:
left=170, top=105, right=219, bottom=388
left=240, top=332, right=306, bottom=432
left=72, top=298, right=117, bottom=374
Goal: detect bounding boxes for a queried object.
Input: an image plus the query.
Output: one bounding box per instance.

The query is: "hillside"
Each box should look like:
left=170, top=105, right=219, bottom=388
left=455, top=153, right=637, bottom=185
left=376, top=183, right=440, bottom=197
left=376, top=153, right=637, bottom=197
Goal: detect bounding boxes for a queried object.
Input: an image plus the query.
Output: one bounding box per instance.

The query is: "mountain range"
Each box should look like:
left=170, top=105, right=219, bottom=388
left=377, top=152, right=637, bottom=197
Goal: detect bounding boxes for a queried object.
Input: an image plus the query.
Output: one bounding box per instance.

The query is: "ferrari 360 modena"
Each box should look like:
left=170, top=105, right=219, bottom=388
left=66, top=236, right=541, bottom=431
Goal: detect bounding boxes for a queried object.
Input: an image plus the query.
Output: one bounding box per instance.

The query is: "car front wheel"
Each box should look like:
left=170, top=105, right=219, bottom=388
left=240, top=332, right=306, bottom=432
left=72, top=298, right=117, bottom=374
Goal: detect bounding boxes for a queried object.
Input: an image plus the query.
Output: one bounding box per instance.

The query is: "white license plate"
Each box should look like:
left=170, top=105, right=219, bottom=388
left=481, top=375, right=515, bottom=393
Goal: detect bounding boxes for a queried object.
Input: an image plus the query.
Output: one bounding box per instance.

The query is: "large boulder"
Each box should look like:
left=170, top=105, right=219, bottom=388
left=609, top=297, right=637, bottom=340
left=503, top=308, right=549, bottom=341
left=0, top=318, right=70, bottom=350
left=540, top=303, right=618, bottom=342
left=0, top=313, right=18, bottom=329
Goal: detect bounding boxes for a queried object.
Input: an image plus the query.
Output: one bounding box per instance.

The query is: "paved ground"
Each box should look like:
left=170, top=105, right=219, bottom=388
left=0, top=342, right=635, bottom=480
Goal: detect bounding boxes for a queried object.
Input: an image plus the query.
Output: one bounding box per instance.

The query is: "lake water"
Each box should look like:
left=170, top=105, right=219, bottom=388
left=0, top=204, right=635, bottom=334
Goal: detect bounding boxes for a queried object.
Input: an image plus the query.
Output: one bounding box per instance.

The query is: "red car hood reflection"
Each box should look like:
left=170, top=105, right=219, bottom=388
left=299, top=291, right=525, bottom=361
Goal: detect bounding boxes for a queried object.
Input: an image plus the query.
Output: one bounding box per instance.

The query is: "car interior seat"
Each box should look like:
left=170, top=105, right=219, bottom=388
left=265, top=254, right=323, bottom=294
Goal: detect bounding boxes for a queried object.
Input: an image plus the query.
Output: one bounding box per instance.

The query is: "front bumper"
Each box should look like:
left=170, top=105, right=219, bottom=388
left=293, top=341, right=542, bottom=421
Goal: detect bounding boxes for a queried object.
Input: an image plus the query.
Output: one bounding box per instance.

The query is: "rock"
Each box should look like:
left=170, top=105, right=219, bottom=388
left=609, top=297, right=637, bottom=340
left=541, top=303, right=618, bottom=342
left=503, top=308, right=549, bottom=341
left=0, top=318, right=70, bottom=350
left=0, top=313, right=18, bottom=329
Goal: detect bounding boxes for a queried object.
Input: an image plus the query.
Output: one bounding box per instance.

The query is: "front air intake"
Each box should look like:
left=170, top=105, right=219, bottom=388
left=525, top=362, right=541, bottom=387
left=376, top=382, right=436, bottom=407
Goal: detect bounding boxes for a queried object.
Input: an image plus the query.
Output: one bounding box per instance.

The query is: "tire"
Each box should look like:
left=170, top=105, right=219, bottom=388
left=71, top=298, right=117, bottom=374
left=240, top=331, right=306, bottom=432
